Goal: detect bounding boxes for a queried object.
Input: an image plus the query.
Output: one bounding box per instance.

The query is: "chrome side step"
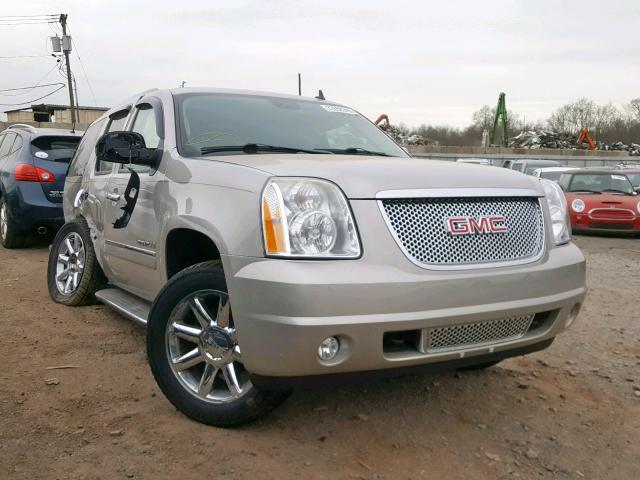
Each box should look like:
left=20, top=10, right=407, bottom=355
left=95, top=288, right=151, bottom=327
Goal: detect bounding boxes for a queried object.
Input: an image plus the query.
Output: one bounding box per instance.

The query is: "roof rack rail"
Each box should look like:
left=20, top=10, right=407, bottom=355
left=8, top=124, right=37, bottom=134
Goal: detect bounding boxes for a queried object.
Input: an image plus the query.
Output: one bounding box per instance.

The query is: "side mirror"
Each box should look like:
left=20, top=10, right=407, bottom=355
left=95, top=131, right=157, bottom=167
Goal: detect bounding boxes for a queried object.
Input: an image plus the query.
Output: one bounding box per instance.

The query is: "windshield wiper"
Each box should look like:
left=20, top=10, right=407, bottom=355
left=318, top=147, right=391, bottom=157
left=201, top=143, right=330, bottom=155
left=570, top=189, right=601, bottom=194
left=602, top=188, right=631, bottom=195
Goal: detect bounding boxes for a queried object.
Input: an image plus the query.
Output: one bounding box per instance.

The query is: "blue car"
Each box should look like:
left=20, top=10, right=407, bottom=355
left=0, top=124, right=82, bottom=248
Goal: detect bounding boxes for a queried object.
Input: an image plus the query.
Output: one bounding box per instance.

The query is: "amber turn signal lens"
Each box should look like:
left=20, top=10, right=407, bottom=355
left=262, top=191, right=287, bottom=254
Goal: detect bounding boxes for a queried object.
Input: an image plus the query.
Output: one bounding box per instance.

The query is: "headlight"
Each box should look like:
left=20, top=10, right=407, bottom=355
left=540, top=178, right=571, bottom=245
left=571, top=198, right=585, bottom=213
left=261, top=178, right=361, bottom=258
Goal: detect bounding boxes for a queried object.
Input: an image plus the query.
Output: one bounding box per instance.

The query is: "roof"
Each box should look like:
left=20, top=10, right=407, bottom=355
left=532, top=167, right=574, bottom=172
left=3, top=124, right=83, bottom=137
left=167, top=87, right=333, bottom=103
left=4, top=103, right=109, bottom=113
left=513, top=159, right=561, bottom=165
left=99, top=86, right=344, bottom=124
left=567, top=169, right=624, bottom=175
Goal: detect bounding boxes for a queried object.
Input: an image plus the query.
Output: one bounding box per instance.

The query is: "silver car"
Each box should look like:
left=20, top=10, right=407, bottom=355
left=47, top=88, right=587, bottom=426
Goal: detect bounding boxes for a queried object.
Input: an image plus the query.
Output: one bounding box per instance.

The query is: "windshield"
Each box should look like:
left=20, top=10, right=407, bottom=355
left=568, top=173, right=635, bottom=194
left=539, top=171, right=563, bottom=182
left=625, top=172, right=640, bottom=188
left=175, top=93, right=408, bottom=158
left=31, top=136, right=81, bottom=163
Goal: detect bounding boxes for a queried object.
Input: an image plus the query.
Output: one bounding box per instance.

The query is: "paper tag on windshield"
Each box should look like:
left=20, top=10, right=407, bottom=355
left=612, top=175, right=627, bottom=181
left=35, top=151, right=49, bottom=159
left=321, top=105, right=357, bottom=115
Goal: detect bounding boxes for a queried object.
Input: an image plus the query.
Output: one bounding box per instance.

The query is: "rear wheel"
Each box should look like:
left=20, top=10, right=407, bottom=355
left=47, top=218, right=107, bottom=306
left=0, top=197, right=26, bottom=248
left=147, top=261, right=289, bottom=427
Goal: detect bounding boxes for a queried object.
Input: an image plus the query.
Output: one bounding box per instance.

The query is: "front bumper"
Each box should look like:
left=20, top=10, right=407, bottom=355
left=225, top=243, right=586, bottom=379
left=571, top=211, right=640, bottom=234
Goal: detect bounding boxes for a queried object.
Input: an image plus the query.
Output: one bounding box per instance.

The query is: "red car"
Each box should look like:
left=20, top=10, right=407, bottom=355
left=558, top=169, right=640, bottom=234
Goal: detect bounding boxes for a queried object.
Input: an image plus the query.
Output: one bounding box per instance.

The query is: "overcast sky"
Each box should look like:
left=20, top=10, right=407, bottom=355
left=1, top=0, right=638, bottom=127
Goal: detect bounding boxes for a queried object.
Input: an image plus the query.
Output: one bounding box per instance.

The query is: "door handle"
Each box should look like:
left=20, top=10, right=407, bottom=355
left=106, top=192, right=121, bottom=202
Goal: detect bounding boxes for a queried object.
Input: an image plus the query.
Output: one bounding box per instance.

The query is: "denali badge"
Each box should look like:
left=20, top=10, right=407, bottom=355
left=445, top=215, right=508, bottom=235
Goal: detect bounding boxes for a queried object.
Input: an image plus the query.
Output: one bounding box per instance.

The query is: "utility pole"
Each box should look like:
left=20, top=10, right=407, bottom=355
left=298, top=73, right=301, bottom=96
left=59, top=14, right=76, bottom=123
left=73, top=74, right=80, bottom=124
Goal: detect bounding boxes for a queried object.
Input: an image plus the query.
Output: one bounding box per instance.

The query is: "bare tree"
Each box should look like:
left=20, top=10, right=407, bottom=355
left=472, top=105, right=493, bottom=131
left=627, top=98, right=640, bottom=122
left=593, top=103, right=621, bottom=137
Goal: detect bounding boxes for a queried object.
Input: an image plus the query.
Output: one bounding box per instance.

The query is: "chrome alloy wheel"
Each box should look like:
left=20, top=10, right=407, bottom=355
left=165, top=290, right=251, bottom=403
left=55, top=232, right=86, bottom=294
left=0, top=202, right=8, bottom=241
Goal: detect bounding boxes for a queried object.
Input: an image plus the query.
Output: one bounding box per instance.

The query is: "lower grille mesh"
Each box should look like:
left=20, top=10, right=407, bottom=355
left=424, top=315, right=534, bottom=352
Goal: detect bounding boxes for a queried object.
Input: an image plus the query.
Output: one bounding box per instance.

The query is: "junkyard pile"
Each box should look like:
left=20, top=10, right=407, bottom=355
left=509, top=130, right=640, bottom=155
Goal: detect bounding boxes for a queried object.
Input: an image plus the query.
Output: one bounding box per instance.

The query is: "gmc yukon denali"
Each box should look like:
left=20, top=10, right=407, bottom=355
left=47, top=88, right=587, bottom=426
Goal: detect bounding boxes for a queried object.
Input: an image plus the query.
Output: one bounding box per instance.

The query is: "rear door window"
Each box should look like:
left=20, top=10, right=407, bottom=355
left=0, top=132, right=15, bottom=158
left=9, top=135, right=23, bottom=154
left=30, top=136, right=81, bottom=163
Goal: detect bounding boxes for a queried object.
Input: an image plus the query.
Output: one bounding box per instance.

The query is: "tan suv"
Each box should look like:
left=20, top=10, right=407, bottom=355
left=47, top=88, right=587, bottom=426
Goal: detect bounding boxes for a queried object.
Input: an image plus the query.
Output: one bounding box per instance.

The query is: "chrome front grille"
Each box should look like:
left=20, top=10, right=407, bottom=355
left=380, top=196, right=545, bottom=268
left=423, top=315, right=535, bottom=352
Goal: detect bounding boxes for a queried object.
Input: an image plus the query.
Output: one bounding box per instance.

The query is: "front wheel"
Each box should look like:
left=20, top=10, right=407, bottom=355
left=47, top=218, right=107, bottom=306
left=146, top=261, right=289, bottom=427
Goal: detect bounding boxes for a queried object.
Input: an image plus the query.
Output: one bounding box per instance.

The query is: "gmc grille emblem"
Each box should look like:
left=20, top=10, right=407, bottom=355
left=445, top=215, right=508, bottom=235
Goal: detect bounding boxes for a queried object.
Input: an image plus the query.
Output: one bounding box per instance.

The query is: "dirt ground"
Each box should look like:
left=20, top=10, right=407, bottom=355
left=1, top=235, right=639, bottom=480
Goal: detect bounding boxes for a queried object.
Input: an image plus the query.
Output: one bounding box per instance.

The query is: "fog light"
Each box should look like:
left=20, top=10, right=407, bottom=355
left=318, top=336, right=340, bottom=361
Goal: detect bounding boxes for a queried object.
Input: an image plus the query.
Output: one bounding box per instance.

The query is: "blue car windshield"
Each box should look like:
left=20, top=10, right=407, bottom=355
left=174, top=92, right=408, bottom=158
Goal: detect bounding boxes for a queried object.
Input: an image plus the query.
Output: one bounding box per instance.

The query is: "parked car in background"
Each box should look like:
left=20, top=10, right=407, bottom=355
left=455, top=158, right=491, bottom=166
left=531, top=167, right=574, bottom=182
left=0, top=124, right=82, bottom=248
left=511, top=159, right=562, bottom=175
left=501, top=159, right=514, bottom=169
left=559, top=169, right=640, bottom=235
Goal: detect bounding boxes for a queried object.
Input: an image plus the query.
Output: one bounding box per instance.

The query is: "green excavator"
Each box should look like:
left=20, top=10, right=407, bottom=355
left=490, top=92, right=509, bottom=147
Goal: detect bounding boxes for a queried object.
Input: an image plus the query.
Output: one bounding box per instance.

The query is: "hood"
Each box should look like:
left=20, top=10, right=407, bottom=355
left=565, top=191, right=640, bottom=210
left=206, top=154, right=543, bottom=198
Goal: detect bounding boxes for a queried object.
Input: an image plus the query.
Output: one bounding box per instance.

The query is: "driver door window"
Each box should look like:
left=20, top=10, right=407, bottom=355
left=118, top=105, right=160, bottom=174
left=96, top=110, right=129, bottom=175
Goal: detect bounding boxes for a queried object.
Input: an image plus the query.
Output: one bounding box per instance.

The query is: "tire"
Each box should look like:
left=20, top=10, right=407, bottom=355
left=459, top=359, right=503, bottom=371
left=147, top=260, right=290, bottom=427
left=47, top=218, right=107, bottom=306
left=0, top=197, right=26, bottom=249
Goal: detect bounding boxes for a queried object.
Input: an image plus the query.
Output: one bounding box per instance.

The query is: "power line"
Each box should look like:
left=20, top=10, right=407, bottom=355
left=0, top=14, right=58, bottom=18
left=0, top=20, right=58, bottom=26
left=0, top=64, right=60, bottom=97
left=68, top=32, right=98, bottom=106
left=0, top=81, right=64, bottom=93
left=0, top=84, right=65, bottom=106
left=0, top=55, right=51, bottom=59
